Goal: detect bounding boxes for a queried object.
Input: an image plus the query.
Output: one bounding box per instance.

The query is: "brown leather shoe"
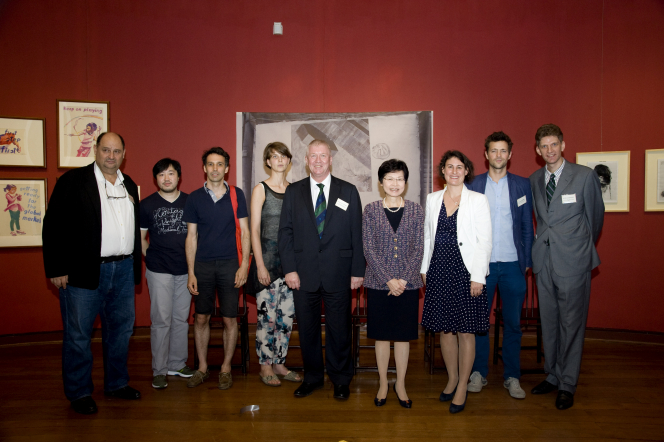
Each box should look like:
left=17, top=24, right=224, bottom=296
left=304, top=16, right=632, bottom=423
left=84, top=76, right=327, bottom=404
left=218, top=372, right=233, bottom=390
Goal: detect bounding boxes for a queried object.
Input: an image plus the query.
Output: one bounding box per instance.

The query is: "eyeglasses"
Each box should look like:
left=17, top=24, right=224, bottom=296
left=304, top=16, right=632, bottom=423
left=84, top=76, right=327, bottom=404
left=383, top=178, right=405, bottom=184
left=105, top=181, right=127, bottom=200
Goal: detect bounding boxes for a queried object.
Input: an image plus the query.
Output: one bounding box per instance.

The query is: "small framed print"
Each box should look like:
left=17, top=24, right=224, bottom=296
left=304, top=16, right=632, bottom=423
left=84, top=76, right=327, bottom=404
left=644, top=149, right=664, bottom=212
left=0, top=116, right=46, bottom=168
left=57, top=99, right=109, bottom=168
left=576, top=151, right=630, bottom=212
left=0, top=178, right=47, bottom=247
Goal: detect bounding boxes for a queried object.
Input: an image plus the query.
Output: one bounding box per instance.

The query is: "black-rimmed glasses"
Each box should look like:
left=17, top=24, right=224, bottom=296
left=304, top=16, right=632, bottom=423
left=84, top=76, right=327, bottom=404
left=105, top=181, right=127, bottom=200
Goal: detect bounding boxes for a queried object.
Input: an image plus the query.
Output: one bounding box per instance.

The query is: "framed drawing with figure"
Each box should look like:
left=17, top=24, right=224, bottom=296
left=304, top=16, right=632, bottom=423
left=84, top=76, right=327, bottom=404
left=576, top=151, right=630, bottom=212
left=0, top=178, right=47, bottom=247
left=57, top=100, right=110, bottom=168
left=645, top=149, right=664, bottom=212
left=0, top=116, right=46, bottom=168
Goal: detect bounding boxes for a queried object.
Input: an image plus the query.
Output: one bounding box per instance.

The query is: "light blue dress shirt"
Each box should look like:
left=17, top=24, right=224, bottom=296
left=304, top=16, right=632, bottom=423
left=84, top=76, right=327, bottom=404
left=485, top=175, right=518, bottom=263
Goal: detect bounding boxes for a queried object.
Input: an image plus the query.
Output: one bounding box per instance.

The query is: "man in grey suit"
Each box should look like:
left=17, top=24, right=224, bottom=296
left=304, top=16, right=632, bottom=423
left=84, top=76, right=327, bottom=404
left=529, top=124, right=604, bottom=410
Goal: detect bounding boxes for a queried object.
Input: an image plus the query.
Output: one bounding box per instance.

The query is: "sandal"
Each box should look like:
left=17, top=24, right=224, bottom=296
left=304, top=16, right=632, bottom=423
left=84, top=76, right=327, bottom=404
left=279, top=371, right=302, bottom=383
left=260, top=374, right=281, bottom=387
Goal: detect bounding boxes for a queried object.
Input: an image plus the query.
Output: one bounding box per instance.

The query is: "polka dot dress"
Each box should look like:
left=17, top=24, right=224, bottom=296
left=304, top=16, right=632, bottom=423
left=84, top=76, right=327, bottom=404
left=422, top=200, right=489, bottom=334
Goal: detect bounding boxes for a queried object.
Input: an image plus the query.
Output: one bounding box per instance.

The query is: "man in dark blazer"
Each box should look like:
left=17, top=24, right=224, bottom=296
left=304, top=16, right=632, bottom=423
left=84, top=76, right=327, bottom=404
left=467, top=131, right=534, bottom=400
left=278, top=139, right=365, bottom=400
left=529, top=124, right=604, bottom=410
left=43, top=132, right=142, bottom=414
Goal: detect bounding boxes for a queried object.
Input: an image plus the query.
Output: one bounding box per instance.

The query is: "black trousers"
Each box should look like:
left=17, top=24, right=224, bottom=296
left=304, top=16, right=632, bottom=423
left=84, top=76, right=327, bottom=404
left=293, top=286, right=353, bottom=385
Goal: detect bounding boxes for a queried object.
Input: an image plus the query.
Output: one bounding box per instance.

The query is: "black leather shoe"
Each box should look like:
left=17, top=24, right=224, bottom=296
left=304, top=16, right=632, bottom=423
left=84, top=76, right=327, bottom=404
left=449, top=391, right=468, bottom=414
left=439, top=386, right=457, bottom=402
left=555, top=390, right=574, bottom=410
left=393, top=383, right=412, bottom=408
left=531, top=380, right=557, bottom=395
left=104, top=385, right=141, bottom=400
left=71, top=396, right=97, bottom=414
left=333, top=384, right=350, bottom=400
left=374, top=396, right=387, bottom=407
left=294, top=381, right=324, bottom=398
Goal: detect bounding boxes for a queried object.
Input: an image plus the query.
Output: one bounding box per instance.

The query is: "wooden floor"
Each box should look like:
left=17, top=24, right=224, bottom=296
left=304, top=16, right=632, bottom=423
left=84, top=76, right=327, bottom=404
left=1, top=329, right=663, bottom=442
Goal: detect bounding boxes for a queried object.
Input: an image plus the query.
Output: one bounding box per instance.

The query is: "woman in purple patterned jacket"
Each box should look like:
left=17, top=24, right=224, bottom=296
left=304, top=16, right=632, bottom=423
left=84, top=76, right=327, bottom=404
left=362, top=159, right=424, bottom=408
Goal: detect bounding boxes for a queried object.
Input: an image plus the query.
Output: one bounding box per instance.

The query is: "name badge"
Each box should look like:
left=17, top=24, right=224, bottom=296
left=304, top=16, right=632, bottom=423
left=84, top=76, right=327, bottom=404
left=517, top=195, right=527, bottom=207
left=562, top=194, right=577, bottom=204
left=335, top=199, right=349, bottom=211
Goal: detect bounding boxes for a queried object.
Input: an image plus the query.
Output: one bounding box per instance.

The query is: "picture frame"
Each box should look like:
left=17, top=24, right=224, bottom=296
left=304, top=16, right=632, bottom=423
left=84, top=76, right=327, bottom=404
left=576, top=151, right=630, bottom=212
left=0, top=116, right=46, bottom=168
left=644, top=149, right=664, bottom=212
left=0, top=178, right=47, bottom=247
left=57, top=99, right=110, bottom=168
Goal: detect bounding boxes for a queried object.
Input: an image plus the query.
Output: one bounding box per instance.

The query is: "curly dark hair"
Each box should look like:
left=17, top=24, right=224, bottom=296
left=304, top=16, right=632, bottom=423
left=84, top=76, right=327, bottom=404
left=484, top=131, right=513, bottom=152
left=438, top=150, right=474, bottom=184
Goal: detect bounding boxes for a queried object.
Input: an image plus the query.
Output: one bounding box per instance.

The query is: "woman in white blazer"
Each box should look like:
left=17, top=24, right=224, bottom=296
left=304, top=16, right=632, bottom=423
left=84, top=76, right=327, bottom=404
left=420, top=150, right=492, bottom=414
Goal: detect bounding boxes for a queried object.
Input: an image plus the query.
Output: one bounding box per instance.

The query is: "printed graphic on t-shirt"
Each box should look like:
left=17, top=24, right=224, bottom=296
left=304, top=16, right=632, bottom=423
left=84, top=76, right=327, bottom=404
left=153, top=207, right=186, bottom=235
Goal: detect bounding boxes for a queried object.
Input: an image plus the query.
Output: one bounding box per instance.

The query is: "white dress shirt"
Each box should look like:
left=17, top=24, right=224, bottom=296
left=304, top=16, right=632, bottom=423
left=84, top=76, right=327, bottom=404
left=94, top=162, right=135, bottom=257
left=309, top=173, right=331, bottom=209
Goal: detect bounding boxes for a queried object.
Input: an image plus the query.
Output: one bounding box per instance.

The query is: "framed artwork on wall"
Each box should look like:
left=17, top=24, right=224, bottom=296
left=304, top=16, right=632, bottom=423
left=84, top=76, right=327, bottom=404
left=644, top=149, right=664, bottom=212
left=0, top=178, right=47, bottom=247
left=0, top=116, right=46, bottom=168
left=57, top=99, right=109, bottom=168
left=576, top=151, right=630, bottom=212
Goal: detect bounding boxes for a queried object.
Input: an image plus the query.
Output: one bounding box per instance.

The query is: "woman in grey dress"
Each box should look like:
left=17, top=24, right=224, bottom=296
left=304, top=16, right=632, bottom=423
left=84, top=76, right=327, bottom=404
left=250, top=142, right=302, bottom=386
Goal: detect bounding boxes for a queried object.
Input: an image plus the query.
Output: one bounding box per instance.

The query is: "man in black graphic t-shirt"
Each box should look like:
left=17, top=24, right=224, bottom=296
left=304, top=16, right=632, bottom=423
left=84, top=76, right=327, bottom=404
left=140, top=158, right=194, bottom=390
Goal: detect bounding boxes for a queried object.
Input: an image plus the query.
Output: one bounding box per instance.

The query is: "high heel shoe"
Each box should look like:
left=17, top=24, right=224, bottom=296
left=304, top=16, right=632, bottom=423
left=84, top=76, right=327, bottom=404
left=374, top=395, right=387, bottom=407
left=439, top=386, right=457, bottom=402
left=449, top=391, right=468, bottom=414
left=393, top=383, right=412, bottom=408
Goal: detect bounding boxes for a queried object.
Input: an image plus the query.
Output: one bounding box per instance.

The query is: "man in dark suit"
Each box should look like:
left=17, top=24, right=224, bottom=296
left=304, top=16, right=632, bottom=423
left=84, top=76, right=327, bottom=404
left=529, top=124, right=604, bottom=410
left=43, top=132, right=142, bottom=414
left=278, top=139, right=365, bottom=400
left=467, top=131, right=534, bottom=399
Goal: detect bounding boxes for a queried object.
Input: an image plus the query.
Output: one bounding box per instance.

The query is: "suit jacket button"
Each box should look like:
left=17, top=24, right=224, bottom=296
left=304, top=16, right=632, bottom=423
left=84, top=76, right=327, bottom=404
left=319, top=250, right=322, bottom=253
left=459, top=242, right=463, bottom=246
left=394, top=254, right=398, bottom=258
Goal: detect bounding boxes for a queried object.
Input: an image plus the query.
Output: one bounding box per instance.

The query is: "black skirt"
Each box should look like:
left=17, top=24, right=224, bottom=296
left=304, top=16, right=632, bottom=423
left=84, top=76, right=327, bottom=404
left=367, top=288, right=419, bottom=341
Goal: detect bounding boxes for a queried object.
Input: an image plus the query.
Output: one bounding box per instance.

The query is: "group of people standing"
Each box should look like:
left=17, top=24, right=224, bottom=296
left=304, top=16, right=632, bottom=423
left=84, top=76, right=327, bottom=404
left=42, top=123, right=604, bottom=416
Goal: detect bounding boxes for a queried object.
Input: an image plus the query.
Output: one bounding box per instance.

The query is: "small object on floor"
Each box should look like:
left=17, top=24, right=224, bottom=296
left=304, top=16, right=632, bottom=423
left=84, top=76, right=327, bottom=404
left=152, top=375, right=168, bottom=389
left=260, top=374, right=281, bottom=387
left=168, top=366, right=196, bottom=378
left=240, top=405, right=260, bottom=414
left=333, top=384, right=350, bottom=400
left=71, top=396, right=97, bottom=414
left=467, top=371, right=487, bottom=393
left=531, top=379, right=557, bottom=395
left=294, top=381, right=325, bottom=398
left=393, top=383, right=412, bottom=408
left=279, top=370, right=302, bottom=382
left=218, top=371, right=233, bottom=390
left=504, top=377, right=526, bottom=399
left=449, top=391, right=468, bottom=414
left=187, top=370, right=210, bottom=388
left=556, top=390, right=574, bottom=410
left=439, top=386, right=457, bottom=402
left=104, top=385, right=141, bottom=400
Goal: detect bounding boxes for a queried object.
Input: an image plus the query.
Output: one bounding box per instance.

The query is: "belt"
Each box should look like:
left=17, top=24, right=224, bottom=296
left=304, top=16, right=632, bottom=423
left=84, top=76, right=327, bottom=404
left=100, top=254, right=132, bottom=264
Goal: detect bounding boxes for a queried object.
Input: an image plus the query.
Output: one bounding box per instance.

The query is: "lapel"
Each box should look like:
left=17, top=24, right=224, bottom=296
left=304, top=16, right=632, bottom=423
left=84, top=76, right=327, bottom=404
left=84, top=163, right=102, bottom=224
left=507, top=172, right=518, bottom=219
left=550, top=162, right=572, bottom=207
left=474, top=173, right=488, bottom=194
left=535, top=168, right=547, bottom=209
left=325, top=176, right=341, bottom=228
left=300, top=178, right=317, bottom=227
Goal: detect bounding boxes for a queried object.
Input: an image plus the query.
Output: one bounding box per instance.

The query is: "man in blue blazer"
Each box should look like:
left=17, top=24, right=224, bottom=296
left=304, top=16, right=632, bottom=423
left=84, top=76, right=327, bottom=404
left=466, top=131, right=534, bottom=399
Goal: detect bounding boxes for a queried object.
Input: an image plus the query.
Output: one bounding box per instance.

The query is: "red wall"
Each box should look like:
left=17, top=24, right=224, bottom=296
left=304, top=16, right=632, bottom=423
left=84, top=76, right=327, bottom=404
left=1, top=0, right=663, bottom=335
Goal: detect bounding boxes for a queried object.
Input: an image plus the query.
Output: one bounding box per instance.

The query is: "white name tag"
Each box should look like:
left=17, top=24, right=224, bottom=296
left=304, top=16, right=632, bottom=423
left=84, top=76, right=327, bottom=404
left=517, top=195, right=527, bottom=207
left=335, top=199, right=349, bottom=211
left=562, top=194, right=577, bottom=204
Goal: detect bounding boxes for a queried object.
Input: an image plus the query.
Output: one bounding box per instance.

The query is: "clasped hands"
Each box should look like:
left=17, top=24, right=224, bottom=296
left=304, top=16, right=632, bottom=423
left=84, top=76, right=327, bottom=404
left=386, top=278, right=407, bottom=296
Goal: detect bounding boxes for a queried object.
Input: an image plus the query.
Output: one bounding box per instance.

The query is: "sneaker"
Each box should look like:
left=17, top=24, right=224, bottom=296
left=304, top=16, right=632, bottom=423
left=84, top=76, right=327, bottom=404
left=152, top=375, right=168, bottom=389
left=467, top=371, right=487, bottom=393
left=218, top=372, right=233, bottom=390
left=186, top=370, right=210, bottom=388
left=503, top=377, right=526, bottom=399
left=168, top=366, right=196, bottom=378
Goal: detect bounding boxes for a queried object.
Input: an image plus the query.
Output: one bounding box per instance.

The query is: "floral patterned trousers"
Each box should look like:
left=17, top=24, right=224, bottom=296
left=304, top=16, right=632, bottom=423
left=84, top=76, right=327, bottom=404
left=255, top=277, right=295, bottom=365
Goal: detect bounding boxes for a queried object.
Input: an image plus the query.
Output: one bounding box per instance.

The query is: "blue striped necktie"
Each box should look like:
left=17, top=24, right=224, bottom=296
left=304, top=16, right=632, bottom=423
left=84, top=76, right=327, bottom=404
left=315, top=183, right=326, bottom=238
left=546, top=174, right=556, bottom=206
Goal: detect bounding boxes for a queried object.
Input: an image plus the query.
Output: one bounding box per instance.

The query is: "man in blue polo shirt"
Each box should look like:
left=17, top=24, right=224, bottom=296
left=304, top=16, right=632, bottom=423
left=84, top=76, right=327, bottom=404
left=183, top=147, right=250, bottom=390
left=466, top=131, right=534, bottom=399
